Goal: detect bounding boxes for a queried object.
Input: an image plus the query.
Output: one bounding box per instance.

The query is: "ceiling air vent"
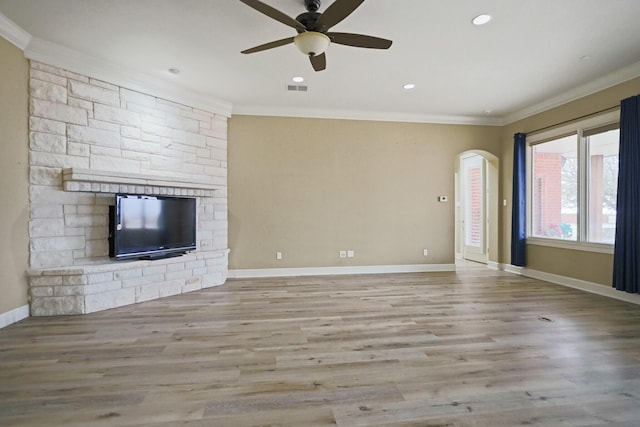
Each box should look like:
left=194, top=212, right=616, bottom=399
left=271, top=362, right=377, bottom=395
left=287, top=85, right=308, bottom=92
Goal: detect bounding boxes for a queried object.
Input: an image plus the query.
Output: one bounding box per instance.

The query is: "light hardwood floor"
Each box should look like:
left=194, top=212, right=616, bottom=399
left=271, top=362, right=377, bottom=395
left=2, top=267, right=640, bottom=426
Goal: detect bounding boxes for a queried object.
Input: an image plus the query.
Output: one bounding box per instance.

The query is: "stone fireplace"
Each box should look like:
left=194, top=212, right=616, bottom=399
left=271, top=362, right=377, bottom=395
left=26, top=61, right=229, bottom=316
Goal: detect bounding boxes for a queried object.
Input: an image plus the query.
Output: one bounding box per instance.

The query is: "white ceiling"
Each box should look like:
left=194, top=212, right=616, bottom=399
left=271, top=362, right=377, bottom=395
left=1, top=0, right=640, bottom=124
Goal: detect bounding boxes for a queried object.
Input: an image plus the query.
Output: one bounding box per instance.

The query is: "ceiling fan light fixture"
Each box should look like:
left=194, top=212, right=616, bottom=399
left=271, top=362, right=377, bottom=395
left=239, top=0, right=392, bottom=71
left=294, top=31, right=330, bottom=57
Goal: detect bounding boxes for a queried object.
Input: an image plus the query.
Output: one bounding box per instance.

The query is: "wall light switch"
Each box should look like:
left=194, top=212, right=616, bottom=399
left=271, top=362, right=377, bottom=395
left=339, top=250, right=347, bottom=258
left=347, top=250, right=355, bottom=258
left=503, top=199, right=507, bottom=206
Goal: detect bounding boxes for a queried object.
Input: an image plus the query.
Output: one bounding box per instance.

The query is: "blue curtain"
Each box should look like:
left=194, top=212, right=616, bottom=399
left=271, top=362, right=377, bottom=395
left=511, top=133, right=527, bottom=266
left=613, top=95, right=640, bottom=293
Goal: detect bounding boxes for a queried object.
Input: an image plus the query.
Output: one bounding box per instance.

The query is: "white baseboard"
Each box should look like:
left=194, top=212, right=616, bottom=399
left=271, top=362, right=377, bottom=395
left=228, top=264, right=456, bottom=279
left=498, top=263, right=640, bottom=306
left=0, top=304, right=29, bottom=329
left=486, top=260, right=501, bottom=270
left=503, top=264, right=524, bottom=275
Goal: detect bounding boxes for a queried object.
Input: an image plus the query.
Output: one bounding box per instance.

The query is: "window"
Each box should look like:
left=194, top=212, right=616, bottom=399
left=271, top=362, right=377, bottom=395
left=586, top=125, right=619, bottom=244
left=527, top=111, right=619, bottom=250
left=531, top=134, right=578, bottom=240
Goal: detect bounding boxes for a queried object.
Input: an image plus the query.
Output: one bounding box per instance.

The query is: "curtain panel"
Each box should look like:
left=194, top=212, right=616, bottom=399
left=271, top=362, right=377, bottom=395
left=511, top=133, right=527, bottom=267
left=613, top=95, right=640, bottom=293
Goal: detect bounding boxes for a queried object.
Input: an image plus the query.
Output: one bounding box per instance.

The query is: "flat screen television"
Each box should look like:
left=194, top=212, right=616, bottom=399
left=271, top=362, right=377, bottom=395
left=109, top=194, right=197, bottom=260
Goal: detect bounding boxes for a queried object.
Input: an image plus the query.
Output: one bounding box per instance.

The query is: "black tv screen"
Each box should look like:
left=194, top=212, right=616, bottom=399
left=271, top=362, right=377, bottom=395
left=109, top=194, right=196, bottom=260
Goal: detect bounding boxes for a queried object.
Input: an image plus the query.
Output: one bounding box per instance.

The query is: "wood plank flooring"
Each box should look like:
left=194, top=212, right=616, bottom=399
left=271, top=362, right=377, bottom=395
left=2, top=266, right=640, bottom=426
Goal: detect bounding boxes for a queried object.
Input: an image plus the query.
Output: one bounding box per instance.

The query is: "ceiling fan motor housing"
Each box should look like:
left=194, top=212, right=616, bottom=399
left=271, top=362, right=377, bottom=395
left=295, top=11, right=321, bottom=32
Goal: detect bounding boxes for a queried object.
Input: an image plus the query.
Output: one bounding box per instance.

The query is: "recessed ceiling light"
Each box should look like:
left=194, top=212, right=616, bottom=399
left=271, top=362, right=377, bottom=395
left=168, top=68, right=180, bottom=75
left=403, top=83, right=415, bottom=90
left=472, top=14, right=492, bottom=26
left=292, top=76, right=304, bottom=83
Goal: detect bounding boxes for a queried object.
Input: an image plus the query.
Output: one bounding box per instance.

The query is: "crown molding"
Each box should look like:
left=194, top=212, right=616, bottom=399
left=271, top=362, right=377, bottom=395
left=5, top=10, right=640, bottom=126
left=1, top=10, right=232, bottom=115
left=232, top=105, right=504, bottom=126
left=0, top=11, right=31, bottom=49
left=24, top=37, right=232, bottom=117
left=503, top=60, right=640, bottom=125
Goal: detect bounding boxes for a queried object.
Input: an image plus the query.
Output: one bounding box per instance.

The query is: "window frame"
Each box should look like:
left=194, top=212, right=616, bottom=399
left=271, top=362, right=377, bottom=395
left=526, top=110, right=619, bottom=254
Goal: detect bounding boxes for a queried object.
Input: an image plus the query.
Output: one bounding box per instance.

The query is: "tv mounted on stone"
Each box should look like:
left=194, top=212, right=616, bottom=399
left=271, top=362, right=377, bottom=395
left=109, top=194, right=196, bottom=260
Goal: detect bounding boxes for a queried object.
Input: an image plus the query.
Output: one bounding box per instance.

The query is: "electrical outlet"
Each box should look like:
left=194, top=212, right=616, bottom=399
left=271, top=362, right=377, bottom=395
left=423, top=249, right=429, bottom=256
left=276, top=252, right=282, bottom=260
left=339, top=250, right=347, bottom=258
left=347, top=250, right=355, bottom=258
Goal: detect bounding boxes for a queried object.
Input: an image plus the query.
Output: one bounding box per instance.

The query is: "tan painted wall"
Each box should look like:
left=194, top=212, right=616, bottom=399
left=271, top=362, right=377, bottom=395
left=500, top=76, right=640, bottom=286
left=526, top=244, right=614, bottom=286
left=0, top=37, right=29, bottom=314
left=228, top=115, right=500, bottom=269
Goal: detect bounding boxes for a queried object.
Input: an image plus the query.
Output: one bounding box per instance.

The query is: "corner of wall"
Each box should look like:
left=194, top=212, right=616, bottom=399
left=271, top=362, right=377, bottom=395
left=0, top=35, right=30, bottom=325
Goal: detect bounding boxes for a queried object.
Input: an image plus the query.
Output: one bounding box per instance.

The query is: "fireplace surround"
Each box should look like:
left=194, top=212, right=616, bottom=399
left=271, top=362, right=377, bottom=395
left=26, top=61, right=229, bottom=316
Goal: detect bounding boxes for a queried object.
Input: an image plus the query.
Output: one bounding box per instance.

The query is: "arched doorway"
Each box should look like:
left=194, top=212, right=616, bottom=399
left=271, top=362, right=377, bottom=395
left=455, top=151, right=499, bottom=266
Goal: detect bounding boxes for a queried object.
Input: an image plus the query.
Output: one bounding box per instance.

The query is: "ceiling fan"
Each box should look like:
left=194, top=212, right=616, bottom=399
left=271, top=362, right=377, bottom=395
left=239, top=0, right=393, bottom=71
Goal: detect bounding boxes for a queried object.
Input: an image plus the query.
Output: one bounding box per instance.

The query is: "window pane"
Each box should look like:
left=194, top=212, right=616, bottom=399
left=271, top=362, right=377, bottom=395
left=531, top=135, right=578, bottom=240
left=588, top=128, right=619, bottom=244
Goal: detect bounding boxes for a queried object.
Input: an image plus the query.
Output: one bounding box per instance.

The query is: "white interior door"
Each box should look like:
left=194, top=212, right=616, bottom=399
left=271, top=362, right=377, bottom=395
left=461, top=154, right=488, bottom=263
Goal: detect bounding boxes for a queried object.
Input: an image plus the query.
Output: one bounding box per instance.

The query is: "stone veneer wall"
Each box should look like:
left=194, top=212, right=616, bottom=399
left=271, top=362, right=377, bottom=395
left=27, top=61, right=229, bottom=316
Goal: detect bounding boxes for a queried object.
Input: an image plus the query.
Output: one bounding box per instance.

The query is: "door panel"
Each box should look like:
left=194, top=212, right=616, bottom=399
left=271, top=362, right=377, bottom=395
left=462, top=155, right=487, bottom=263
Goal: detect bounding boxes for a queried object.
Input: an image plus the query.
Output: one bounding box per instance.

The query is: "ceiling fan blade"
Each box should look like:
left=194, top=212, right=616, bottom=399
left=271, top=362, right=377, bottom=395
left=310, top=53, right=326, bottom=71
left=315, top=0, right=365, bottom=31
left=328, top=32, right=392, bottom=49
left=239, top=0, right=306, bottom=32
left=241, top=37, right=295, bottom=54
